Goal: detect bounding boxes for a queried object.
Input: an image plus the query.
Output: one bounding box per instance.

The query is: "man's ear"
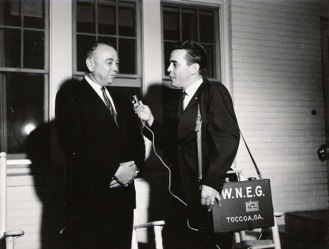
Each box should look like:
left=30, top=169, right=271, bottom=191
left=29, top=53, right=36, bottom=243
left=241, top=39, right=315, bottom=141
left=86, top=58, right=94, bottom=72
left=191, top=63, right=200, bottom=75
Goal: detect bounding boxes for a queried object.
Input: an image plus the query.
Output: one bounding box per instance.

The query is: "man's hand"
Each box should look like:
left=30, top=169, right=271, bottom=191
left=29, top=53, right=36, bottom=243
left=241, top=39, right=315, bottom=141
left=200, top=185, right=221, bottom=211
left=109, top=161, right=138, bottom=188
left=134, top=101, right=154, bottom=126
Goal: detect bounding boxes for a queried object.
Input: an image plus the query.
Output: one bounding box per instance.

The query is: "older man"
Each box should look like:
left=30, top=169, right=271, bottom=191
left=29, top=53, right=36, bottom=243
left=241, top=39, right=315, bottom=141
left=56, top=41, right=145, bottom=249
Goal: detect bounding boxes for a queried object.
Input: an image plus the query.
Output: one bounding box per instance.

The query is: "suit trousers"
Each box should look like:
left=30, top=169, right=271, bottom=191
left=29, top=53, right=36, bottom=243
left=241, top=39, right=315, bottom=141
left=62, top=208, right=134, bottom=249
left=162, top=199, right=233, bottom=249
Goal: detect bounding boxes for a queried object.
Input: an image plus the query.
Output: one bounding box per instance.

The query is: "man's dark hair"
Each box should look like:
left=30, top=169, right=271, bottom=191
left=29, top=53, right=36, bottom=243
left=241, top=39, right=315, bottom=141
left=174, top=41, right=207, bottom=77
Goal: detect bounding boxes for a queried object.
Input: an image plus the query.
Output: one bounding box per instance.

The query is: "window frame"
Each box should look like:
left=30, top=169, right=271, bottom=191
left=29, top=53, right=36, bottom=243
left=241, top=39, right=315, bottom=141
left=0, top=0, right=50, bottom=159
left=161, top=1, right=221, bottom=83
left=72, top=0, right=143, bottom=88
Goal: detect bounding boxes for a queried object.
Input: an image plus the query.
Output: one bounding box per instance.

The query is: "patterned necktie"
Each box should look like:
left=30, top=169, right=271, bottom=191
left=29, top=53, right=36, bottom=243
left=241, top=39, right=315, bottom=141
left=101, top=87, right=119, bottom=127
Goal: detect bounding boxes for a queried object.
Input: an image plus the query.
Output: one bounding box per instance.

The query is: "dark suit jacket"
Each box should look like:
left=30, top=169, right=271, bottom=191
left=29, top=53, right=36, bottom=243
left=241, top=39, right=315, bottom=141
left=146, top=79, right=240, bottom=207
left=55, top=79, right=145, bottom=218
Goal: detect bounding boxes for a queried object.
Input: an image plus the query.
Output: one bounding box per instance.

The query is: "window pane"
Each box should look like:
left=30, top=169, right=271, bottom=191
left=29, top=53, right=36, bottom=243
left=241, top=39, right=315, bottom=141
left=98, top=2, right=115, bottom=35
left=0, top=28, right=21, bottom=68
left=76, top=34, right=96, bottom=72
left=24, top=30, right=44, bottom=69
left=203, top=44, right=215, bottom=78
left=0, top=0, right=21, bottom=27
left=74, top=0, right=141, bottom=78
left=164, top=41, right=176, bottom=74
left=163, top=7, right=180, bottom=41
left=114, top=86, right=140, bottom=99
left=2, top=73, right=45, bottom=154
left=182, top=8, right=197, bottom=41
left=200, top=10, right=214, bottom=43
left=23, top=0, right=44, bottom=29
left=119, top=2, right=136, bottom=36
left=98, top=36, right=116, bottom=48
left=77, top=0, right=95, bottom=33
left=118, top=38, right=136, bottom=74
left=162, top=4, right=219, bottom=80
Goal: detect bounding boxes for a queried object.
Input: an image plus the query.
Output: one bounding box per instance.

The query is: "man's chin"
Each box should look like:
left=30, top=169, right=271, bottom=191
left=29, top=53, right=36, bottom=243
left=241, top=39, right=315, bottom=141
left=170, top=81, right=180, bottom=89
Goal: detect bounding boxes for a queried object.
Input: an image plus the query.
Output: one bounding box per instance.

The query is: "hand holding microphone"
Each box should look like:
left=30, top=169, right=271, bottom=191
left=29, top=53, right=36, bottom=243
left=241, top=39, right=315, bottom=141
left=132, top=96, right=154, bottom=126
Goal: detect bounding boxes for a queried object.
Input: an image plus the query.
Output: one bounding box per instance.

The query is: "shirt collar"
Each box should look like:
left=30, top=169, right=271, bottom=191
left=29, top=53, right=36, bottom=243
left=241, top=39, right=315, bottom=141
left=85, top=75, right=103, bottom=92
left=184, top=78, right=203, bottom=97
left=84, top=75, right=117, bottom=113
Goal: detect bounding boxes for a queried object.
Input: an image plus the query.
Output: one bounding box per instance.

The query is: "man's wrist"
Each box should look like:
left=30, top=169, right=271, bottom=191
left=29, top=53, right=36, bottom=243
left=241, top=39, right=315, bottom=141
left=147, top=115, right=154, bottom=126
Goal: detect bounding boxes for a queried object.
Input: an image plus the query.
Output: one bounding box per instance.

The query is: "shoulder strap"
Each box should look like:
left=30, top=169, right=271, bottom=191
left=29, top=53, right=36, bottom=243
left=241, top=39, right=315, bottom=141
left=196, top=103, right=263, bottom=181
left=239, top=132, right=263, bottom=179
left=196, top=103, right=202, bottom=182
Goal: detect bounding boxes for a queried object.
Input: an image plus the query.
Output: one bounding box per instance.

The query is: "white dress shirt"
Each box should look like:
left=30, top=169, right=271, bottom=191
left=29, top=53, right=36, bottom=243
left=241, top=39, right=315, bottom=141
left=183, top=78, right=203, bottom=110
left=85, top=75, right=117, bottom=114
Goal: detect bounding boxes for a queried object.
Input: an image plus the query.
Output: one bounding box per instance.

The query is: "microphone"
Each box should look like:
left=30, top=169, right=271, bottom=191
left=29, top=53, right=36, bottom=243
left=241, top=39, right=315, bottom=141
left=132, top=95, right=140, bottom=107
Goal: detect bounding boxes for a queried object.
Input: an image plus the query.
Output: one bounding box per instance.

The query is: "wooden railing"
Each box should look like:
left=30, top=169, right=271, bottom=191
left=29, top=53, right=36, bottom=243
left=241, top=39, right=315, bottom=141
left=0, top=152, right=25, bottom=249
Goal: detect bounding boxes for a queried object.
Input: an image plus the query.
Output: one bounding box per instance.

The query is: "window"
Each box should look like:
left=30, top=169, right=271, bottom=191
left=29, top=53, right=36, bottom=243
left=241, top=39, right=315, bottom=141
left=0, top=0, right=49, bottom=157
left=73, top=0, right=142, bottom=89
left=162, top=3, right=220, bottom=81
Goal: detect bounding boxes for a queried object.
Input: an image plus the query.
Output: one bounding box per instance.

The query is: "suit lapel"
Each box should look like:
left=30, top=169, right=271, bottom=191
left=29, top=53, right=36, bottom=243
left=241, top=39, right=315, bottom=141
left=178, top=81, right=209, bottom=142
left=81, top=80, right=120, bottom=129
left=183, top=94, right=198, bottom=113
left=182, top=80, right=209, bottom=114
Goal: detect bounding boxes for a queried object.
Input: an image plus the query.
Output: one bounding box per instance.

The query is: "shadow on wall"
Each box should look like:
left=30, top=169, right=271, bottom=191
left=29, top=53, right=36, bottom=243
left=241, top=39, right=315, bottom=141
left=24, top=78, right=180, bottom=249
left=135, top=82, right=180, bottom=249
left=25, top=120, right=66, bottom=249
left=24, top=79, right=79, bottom=249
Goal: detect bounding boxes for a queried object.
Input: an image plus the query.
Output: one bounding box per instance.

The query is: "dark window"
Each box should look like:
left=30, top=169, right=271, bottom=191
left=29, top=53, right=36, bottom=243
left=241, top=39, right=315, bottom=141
left=162, top=4, right=219, bottom=80
left=74, top=0, right=141, bottom=84
left=0, top=0, right=48, bottom=157
left=0, top=73, right=46, bottom=154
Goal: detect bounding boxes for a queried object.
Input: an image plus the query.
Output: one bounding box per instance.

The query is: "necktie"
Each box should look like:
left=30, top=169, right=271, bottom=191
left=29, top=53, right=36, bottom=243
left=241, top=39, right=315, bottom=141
left=178, top=91, right=187, bottom=118
left=101, top=87, right=119, bottom=127
left=181, top=91, right=187, bottom=111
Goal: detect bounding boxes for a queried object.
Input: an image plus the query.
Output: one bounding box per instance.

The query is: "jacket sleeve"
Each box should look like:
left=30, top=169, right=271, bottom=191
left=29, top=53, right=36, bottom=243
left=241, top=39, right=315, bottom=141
left=201, top=83, right=240, bottom=192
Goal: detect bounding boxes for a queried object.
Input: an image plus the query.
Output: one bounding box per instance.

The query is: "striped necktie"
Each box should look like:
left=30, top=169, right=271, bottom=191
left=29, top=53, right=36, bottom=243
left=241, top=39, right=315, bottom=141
left=101, top=87, right=119, bottom=127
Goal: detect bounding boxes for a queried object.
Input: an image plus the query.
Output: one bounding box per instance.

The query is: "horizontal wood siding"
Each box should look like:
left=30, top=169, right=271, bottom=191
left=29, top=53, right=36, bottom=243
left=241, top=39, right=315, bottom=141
left=231, top=0, right=329, bottom=213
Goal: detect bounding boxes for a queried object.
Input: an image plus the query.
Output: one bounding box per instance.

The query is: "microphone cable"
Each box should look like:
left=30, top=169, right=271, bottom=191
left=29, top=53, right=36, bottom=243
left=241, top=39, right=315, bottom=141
left=142, top=121, right=223, bottom=249
left=140, top=119, right=200, bottom=232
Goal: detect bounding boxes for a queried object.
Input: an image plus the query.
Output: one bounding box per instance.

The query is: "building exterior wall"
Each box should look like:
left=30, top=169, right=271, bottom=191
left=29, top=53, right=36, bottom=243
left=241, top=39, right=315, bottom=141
left=2, top=0, right=329, bottom=248
left=231, top=0, right=329, bottom=212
